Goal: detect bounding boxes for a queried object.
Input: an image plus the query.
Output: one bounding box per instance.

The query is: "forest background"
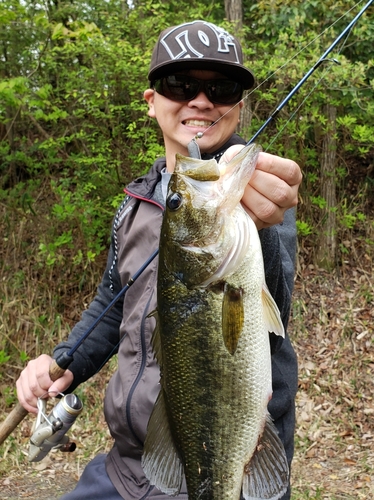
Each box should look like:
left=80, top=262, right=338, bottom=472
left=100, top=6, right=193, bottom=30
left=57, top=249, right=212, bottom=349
left=1, top=0, right=374, bottom=499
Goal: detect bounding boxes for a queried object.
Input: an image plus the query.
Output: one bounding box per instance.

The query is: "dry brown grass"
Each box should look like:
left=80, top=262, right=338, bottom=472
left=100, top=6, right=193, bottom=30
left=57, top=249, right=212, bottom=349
left=290, top=263, right=374, bottom=499
left=1, top=200, right=374, bottom=499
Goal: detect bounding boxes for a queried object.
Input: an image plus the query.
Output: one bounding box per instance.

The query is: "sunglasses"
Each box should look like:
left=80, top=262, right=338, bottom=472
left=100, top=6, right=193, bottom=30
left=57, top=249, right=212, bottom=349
left=153, top=75, right=243, bottom=105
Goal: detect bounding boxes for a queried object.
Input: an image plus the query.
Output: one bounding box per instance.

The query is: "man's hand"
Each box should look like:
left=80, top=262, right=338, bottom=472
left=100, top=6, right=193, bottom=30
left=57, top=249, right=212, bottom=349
left=16, top=354, right=74, bottom=414
left=220, top=145, right=302, bottom=229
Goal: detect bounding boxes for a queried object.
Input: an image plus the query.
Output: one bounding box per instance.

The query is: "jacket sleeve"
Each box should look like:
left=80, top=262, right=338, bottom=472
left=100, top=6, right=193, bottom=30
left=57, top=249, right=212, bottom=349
left=259, top=208, right=297, bottom=353
left=53, top=230, right=124, bottom=392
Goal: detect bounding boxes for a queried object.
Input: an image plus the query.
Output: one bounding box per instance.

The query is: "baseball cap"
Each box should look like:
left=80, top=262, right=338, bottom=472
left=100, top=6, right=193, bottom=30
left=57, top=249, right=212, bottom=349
left=148, top=20, right=254, bottom=89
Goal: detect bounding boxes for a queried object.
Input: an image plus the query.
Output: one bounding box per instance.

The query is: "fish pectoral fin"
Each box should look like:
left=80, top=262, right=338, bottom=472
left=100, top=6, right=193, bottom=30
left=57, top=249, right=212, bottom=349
left=242, top=413, right=289, bottom=500
left=222, top=284, right=244, bottom=355
left=142, top=389, right=183, bottom=496
left=262, top=284, right=285, bottom=337
left=150, top=311, right=163, bottom=365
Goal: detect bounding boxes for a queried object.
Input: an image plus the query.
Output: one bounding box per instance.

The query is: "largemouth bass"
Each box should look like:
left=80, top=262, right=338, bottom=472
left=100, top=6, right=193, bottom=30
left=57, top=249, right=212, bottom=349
left=142, top=144, right=289, bottom=500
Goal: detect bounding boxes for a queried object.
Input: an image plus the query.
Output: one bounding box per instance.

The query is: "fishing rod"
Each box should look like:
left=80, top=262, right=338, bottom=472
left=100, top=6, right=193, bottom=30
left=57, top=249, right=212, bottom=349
left=0, top=250, right=159, bottom=447
left=188, top=0, right=374, bottom=156
left=246, top=0, right=374, bottom=145
left=0, top=0, right=372, bottom=449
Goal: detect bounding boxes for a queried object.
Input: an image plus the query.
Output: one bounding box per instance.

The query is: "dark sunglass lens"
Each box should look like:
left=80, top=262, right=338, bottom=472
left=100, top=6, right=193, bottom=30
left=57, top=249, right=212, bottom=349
left=207, top=80, right=243, bottom=104
left=163, top=76, right=199, bottom=101
left=154, top=76, right=243, bottom=104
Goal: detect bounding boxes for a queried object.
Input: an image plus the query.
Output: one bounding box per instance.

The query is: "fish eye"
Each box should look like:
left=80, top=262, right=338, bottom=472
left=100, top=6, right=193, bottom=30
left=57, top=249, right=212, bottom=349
left=167, top=192, right=183, bottom=211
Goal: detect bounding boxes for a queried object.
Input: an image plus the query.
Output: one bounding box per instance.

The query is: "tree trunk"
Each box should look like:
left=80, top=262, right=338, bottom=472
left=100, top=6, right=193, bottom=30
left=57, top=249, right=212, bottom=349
left=316, top=104, right=337, bottom=270
left=225, top=0, right=252, bottom=137
left=225, top=0, right=243, bottom=29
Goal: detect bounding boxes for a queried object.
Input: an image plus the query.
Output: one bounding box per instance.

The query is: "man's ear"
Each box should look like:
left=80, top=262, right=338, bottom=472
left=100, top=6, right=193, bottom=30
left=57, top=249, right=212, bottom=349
left=144, top=89, right=156, bottom=118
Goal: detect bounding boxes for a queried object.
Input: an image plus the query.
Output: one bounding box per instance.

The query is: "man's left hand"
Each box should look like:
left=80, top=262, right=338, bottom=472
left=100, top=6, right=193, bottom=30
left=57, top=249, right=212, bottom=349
left=220, top=146, right=302, bottom=230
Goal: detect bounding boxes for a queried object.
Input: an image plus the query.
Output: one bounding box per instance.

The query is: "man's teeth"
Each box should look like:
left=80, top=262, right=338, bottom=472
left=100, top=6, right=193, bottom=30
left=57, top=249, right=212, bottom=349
left=184, top=120, right=213, bottom=127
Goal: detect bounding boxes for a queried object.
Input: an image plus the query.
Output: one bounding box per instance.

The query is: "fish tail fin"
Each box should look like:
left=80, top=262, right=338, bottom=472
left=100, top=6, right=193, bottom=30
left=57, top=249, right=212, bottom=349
left=242, top=413, right=289, bottom=500
left=142, top=389, right=183, bottom=496
left=262, top=284, right=285, bottom=337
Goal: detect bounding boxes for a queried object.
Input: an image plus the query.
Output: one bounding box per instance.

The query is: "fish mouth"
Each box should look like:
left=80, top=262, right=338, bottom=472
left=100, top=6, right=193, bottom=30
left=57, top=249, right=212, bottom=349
left=183, top=119, right=214, bottom=128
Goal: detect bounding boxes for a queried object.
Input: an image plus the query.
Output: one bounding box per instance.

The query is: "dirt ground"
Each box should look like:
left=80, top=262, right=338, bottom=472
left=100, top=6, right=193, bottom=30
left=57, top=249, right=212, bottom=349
left=1, top=452, right=78, bottom=499
left=1, top=265, right=373, bottom=500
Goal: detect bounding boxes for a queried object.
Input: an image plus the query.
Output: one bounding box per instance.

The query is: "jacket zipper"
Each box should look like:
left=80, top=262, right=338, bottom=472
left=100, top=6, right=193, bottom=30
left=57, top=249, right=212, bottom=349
left=120, top=191, right=162, bottom=448
left=124, top=269, right=157, bottom=447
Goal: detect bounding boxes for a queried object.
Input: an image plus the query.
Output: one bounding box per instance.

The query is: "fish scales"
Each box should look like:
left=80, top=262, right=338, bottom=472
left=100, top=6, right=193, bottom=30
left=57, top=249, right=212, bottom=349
left=142, top=144, right=289, bottom=500
left=160, top=278, right=269, bottom=498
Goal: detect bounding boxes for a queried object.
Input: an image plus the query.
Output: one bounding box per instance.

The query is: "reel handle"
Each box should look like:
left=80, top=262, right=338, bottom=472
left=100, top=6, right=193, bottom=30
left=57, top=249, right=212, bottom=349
left=0, top=359, right=66, bottom=445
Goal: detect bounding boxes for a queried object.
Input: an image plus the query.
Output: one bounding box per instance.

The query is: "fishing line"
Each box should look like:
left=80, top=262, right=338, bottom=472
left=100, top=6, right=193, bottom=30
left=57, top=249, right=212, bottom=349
left=94, top=335, right=126, bottom=374
left=44, top=0, right=374, bottom=370
left=264, top=20, right=355, bottom=152
left=195, top=0, right=370, bottom=140
left=93, top=25, right=349, bottom=373
left=264, top=64, right=336, bottom=152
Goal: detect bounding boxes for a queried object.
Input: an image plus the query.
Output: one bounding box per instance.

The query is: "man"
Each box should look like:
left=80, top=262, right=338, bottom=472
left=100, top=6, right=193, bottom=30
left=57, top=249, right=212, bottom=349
left=16, top=20, right=301, bottom=499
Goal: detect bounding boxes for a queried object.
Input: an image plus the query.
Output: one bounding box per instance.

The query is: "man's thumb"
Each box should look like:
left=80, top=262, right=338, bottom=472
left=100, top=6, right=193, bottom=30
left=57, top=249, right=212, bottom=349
left=48, top=369, right=74, bottom=395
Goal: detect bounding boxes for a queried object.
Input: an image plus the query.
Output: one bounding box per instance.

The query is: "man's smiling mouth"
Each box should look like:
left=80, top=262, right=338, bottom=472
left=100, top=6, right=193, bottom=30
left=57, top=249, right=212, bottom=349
left=183, top=120, right=213, bottom=128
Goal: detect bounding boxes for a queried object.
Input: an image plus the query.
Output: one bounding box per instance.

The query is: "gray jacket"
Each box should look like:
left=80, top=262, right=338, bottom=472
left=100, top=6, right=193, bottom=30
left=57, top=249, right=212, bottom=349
left=54, top=139, right=298, bottom=499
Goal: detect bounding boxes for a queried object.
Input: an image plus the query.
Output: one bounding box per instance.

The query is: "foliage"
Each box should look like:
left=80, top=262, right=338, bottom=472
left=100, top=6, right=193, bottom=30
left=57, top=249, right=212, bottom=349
left=0, top=2, right=374, bottom=496
left=0, top=0, right=227, bottom=268
left=1, top=0, right=373, bottom=272
left=0, top=0, right=373, bottom=373
left=2, top=267, right=374, bottom=499
left=241, top=0, right=374, bottom=263
left=289, top=266, right=374, bottom=499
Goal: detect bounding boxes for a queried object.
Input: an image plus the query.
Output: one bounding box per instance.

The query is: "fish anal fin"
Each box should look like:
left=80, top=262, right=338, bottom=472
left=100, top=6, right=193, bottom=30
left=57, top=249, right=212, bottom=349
left=142, top=390, right=183, bottom=496
left=262, top=285, right=285, bottom=338
left=222, top=284, right=244, bottom=355
left=242, top=413, right=289, bottom=500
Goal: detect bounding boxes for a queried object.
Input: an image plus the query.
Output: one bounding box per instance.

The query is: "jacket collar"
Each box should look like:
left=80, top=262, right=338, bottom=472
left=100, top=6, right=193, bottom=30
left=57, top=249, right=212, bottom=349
left=125, top=157, right=166, bottom=201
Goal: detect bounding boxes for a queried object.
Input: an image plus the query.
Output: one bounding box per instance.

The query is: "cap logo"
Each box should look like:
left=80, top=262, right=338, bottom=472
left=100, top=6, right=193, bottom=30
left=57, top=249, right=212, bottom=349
left=160, top=21, right=240, bottom=63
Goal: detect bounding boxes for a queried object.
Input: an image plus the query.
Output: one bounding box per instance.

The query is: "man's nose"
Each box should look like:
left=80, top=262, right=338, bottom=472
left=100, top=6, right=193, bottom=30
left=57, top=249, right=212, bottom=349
left=187, top=90, right=215, bottom=109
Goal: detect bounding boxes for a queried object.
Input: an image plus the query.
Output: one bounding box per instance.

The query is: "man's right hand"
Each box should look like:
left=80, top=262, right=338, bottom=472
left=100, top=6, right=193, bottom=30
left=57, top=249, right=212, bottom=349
left=16, top=354, right=74, bottom=414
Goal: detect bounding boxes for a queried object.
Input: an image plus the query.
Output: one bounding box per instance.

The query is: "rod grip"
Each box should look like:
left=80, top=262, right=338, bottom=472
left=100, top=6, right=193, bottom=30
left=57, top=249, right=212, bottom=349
left=0, top=359, right=66, bottom=446
left=0, top=403, right=28, bottom=445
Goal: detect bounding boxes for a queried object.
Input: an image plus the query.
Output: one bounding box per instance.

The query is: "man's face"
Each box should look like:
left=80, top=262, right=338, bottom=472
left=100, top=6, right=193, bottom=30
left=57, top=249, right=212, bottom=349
left=144, top=69, right=244, bottom=172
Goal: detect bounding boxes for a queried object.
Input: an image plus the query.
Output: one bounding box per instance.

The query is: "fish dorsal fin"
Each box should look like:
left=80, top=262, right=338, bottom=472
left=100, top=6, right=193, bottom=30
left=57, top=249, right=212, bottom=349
left=242, top=413, right=289, bottom=500
left=142, top=389, right=184, bottom=496
left=261, top=284, right=285, bottom=337
left=222, top=284, right=244, bottom=355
